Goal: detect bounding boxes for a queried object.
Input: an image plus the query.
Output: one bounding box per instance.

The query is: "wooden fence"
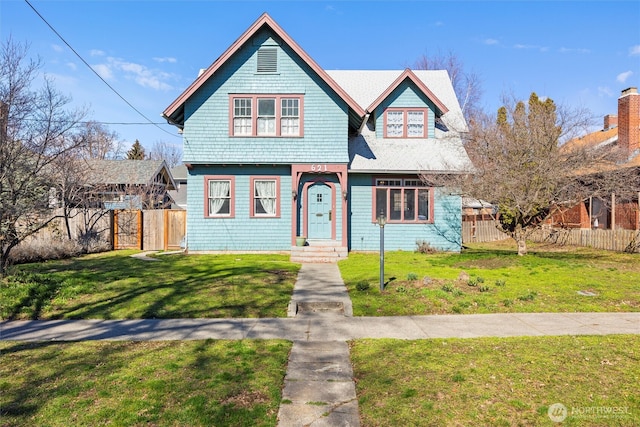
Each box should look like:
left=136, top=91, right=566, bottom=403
left=462, top=218, right=640, bottom=253
left=18, top=208, right=186, bottom=255
left=462, top=218, right=508, bottom=243
left=114, top=209, right=186, bottom=251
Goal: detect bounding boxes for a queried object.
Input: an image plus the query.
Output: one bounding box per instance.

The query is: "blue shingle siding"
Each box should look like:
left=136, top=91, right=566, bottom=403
left=348, top=174, right=462, bottom=252
left=182, top=29, right=349, bottom=165
left=373, top=81, right=437, bottom=138
left=186, top=165, right=292, bottom=251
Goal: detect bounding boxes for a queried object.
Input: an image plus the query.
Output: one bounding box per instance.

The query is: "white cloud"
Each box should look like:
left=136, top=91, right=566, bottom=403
left=483, top=38, right=499, bottom=45
left=92, top=63, right=113, bottom=80
left=153, top=57, right=177, bottom=63
left=514, top=44, right=548, bottom=52
left=598, top=86, right=614, bottom=97
left=92, top=57, right=174, bottom=90
left=617, top=70, right=633, bottom=83
left=559, top=47, right=590, bottom=54
left=434, top=21, right=445, bottom=27
left=52, top=44, right=64, bottom=53
left=66, top=62, right=77, bottom=71
left=90, top=49, right=105, bottom=57
left=629, top=45, right=640, bottom=56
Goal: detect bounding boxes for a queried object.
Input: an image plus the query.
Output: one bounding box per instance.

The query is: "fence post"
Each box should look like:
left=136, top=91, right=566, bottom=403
left=138, top=210, right=143, bottom=250
left=164, top=209, right=169, bottom=251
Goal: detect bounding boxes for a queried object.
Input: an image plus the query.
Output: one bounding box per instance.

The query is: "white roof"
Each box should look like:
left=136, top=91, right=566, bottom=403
left=327, top=70, right=472, bottom=173
left=327, top=69, right=467, bottom=133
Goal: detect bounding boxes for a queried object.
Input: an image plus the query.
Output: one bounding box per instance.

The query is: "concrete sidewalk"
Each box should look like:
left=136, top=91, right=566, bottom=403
left=1, top=263, right=639, bottom=427
left=2, top=312, right=639, bottom=342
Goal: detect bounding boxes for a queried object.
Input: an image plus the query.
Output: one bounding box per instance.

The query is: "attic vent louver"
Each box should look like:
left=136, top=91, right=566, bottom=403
left=257, top=48, right=277, bottom=73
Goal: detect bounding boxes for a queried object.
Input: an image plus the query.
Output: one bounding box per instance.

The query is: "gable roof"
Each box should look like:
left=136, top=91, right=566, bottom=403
left=328, top=69, right=467, bottom=133
left=84, top=159, right=176, bottom=190
left=162, top=13, right=365, bottom=128
left=365, top=68, right=449, bottom=115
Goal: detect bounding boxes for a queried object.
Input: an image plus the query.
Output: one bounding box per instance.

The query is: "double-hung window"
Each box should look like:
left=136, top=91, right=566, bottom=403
left=230, top=95, right=303, bottom=137
left=384, top=108, right=427, bottom=138
left=205, top=176, right=234, bottom=218
left=374, top=178, right=433, bottom=223
left=251, top=176, right=280, bottom=218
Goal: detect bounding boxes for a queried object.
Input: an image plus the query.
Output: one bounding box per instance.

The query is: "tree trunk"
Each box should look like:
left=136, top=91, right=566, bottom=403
left=517, top=238, right=528, bottom=256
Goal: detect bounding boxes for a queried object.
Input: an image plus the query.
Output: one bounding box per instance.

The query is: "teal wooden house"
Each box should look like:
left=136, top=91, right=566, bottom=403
left=163, top=13, right=473, bottom=261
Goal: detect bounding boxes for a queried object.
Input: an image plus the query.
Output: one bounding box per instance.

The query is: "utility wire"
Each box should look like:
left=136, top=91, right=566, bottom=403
left=24, top=0, right=179, bottom=139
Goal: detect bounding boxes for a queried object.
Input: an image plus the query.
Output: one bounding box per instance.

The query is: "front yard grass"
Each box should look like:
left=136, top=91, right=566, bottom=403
left=339, top=241, right=640, bottom=316
left=351, top=335, right=640, bottom=426
left=0, top=339, right=291, bottom=427
left=1, top=251, right=299, bottom=320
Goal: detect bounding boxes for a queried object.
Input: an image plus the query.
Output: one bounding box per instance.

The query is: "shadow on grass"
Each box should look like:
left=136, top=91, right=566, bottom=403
left=2, top=252, right=299, bottom=321
left=0, top=339, right=288, bottom=426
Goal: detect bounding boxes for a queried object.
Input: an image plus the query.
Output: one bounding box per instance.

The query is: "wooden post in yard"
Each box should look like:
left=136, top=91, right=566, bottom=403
left=164, top=209, right=169, bottom=251
left=137, top=210, right=143, bottom=250
left=113, top=210, right=119, bottom=249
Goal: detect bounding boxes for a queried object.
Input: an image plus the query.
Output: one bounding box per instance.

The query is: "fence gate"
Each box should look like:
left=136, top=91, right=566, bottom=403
left=114, top=210, right=142, bottom=249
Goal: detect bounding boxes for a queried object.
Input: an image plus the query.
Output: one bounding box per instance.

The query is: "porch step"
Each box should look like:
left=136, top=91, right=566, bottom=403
left=290, top=240, right=348, bottom=263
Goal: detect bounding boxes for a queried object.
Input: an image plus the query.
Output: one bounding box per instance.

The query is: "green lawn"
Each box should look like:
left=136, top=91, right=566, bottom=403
left=339, top=242, right=640, bottom=316
left=1, top=251, right=299, bottom=320
left=351, top=335, right=640, bottom=426
left=0, top=339, right=291, bottom=427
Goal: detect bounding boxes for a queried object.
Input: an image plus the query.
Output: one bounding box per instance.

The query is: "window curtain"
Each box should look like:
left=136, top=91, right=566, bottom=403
left=255, top=180, right=276, bottom=215
left=209, top=180, right=230, bottom=215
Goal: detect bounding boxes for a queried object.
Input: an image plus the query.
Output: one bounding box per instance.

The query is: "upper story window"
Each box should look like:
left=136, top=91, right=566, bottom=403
left=373, top=178, right=433, bottom=223
left=230, top=95, right=303, bottom=137
left=384, top=108, right=427, bottom=138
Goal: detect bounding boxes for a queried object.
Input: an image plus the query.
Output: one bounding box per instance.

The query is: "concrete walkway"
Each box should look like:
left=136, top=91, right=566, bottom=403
left=1, top=263, right=639, bottom=427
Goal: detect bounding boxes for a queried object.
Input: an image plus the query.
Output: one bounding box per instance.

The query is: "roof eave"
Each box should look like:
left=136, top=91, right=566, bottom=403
left=162, top=13, right=365, bottom=127
left=365, top=68, right=449, bottom=116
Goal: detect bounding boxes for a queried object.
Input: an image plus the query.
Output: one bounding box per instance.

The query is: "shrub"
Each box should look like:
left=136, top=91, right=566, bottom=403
left=407, top=272, right=419, bottom=281
left=356, top=281, right=370, bottom=292
left=479, top=285, right=491, bottom=293
left=495, top=279, right=507, bottom=287
left=518, top=291, right=538, bottom=301
left=415, top=240, right=437, bottom=254
left=441, top=283, right=455, bottom=293
left=467, top=278, right=478, bottom=287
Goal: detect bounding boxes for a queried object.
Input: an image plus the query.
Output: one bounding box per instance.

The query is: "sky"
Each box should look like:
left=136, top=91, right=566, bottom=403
left=2, top=0, right=639, bottom=154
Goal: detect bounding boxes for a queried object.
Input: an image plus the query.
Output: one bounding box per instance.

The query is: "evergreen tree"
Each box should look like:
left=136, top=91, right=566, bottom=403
left=126, top=140, right=145, bottom=160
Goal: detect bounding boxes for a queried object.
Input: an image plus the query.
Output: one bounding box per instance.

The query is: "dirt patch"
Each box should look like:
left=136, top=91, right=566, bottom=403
left=221, top=390, right=270, bottom=408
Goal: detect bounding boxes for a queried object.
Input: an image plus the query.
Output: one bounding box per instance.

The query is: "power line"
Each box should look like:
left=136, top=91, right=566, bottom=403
left=24, top=0, right=179, bottom=139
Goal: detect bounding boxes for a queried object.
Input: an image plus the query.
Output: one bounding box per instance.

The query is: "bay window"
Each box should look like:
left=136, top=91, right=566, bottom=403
left=374, top=178, right=433, bottom=223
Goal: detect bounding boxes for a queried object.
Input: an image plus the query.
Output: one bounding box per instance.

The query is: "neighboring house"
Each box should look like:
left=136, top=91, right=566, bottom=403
left=84, top=159, right=176, bottom=210
left=169, top=164, right=188, bottom=210
left=551, top=87, right=640, bottom=230
left=162, top=13, right=473, bottom=258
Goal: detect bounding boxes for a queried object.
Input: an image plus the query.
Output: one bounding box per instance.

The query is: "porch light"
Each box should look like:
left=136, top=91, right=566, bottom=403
left=342, top=190, right=348, bottom=200
left=292, top=190, right=297, bottom=200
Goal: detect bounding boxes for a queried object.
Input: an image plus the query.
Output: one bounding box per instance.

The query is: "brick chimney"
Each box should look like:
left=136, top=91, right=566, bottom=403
left=618, top=87, right=639, bottom=156
left=604, top=114, right=617, bottom=130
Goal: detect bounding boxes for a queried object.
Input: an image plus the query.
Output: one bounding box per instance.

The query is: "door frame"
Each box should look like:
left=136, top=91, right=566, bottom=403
left=303, top=179, right=336, bottom=240
left=291, top=164, right=348, bottom=247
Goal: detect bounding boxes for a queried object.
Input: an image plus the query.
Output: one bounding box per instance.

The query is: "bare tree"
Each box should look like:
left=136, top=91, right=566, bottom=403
left=0, top=37, right=87, bottom=274
left=74, top=120, right=124, bottom=160
left=446, top=92, right=631, bottom=256
left=414, top=50, right=483, bottom=121
left=147, top=140, right=182, bottom=168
